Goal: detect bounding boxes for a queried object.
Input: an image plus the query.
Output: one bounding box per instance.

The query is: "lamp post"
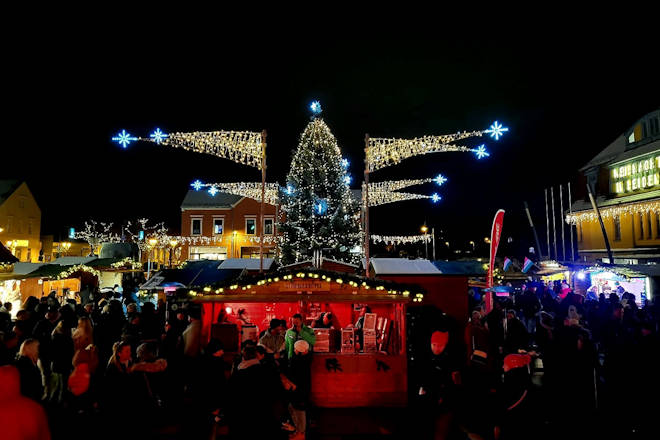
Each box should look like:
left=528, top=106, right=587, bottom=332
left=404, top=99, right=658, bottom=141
left=420, top=224, right=428, bottom=259
left=147, top=238, right=158, bottom=279
left=169, top=239, right=178, bottom=268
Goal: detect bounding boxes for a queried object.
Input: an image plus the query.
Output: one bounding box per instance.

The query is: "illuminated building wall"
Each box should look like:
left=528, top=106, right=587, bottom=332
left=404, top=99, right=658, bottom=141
left=0, top=181, right=41, bottom=262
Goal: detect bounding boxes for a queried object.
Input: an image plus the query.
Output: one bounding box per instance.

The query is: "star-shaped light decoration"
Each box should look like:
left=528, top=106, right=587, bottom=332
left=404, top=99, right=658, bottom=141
left=485, top=121, right=509, bottom=140
left=149, top=128, right=168, bottom=144
left=343, top=175, right=352, bottom=185
left=112, top=130, right=138, bottom=149
left=208, top=186, right=218, bottom=196
left=315, top=199, right=328, bottom=215
left=431, top=193, right=441, bottom=203
left=341, top=158, right=350, bottom=168
left=285, top=185, right=294, bottom=195
left=434, top=174, right=447, bottom=186
left=310, top=100, right=322, bottom=115
left=474, top=145, right=490, bottom=159
left=191, top=180, right=203, bottom=191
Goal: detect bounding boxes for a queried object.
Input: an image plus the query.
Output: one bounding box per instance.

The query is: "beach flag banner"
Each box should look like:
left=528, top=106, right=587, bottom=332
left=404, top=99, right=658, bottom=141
left=486, top=209, right=505, bottom=314
left=522, top=257, right=534, bottom=273
left=503, top=257, right=512, bottom=272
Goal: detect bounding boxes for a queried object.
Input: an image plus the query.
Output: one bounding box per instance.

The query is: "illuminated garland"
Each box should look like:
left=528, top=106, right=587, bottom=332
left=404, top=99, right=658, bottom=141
left=111, top=257, right=142, bottom=270
left=57, top=265, right=101, bottom=280
left=366, top=131, right=483, bottom=171
left=368, top=178, right=432, bottom=192
left=371, top=234, right=431, bottom=245
left=202, top=182, right=279, bottom=205
left=565, top=199, right=660, bottom=224
left=368, top=191, right=432, bottom=207
left=0, top=262, right=14, bottom=273
left=141, top=130, right=263, bottom=169
left=187, top=270, right=425, bottom=302
left=248, top=236, right=278, bottom=244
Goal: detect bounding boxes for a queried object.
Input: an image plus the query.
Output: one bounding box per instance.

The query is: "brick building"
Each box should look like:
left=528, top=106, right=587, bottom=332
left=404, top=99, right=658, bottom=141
left=181, top=190, right=277, bottom=260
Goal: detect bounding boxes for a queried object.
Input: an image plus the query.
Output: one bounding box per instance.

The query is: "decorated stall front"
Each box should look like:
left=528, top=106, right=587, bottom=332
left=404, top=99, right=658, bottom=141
left=189, top=269, right=420, bottom=407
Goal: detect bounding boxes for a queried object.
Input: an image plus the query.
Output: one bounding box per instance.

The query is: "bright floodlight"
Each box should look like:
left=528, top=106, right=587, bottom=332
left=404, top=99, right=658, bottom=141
left=112, top=129, right=138, bottom=148
left=434, top=174, right=447, bottom=186
left=485, top=121, right=509, bottom=140
left=577, top=272, right=586, bottom=280
left=474, top=145, right=490, bottom=159
left=150, top=128, right=168, bottom=144
left=191, top=180, right=203, bottom=191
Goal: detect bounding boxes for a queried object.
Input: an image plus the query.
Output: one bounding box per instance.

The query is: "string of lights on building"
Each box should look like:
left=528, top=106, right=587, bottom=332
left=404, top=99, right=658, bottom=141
left=566, top=199, right=660, bottom=224
left=370, top=234, right=432, bottom=245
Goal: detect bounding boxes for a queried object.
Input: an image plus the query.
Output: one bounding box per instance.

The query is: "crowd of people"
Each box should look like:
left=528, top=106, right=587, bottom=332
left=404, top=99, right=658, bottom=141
left=0, top=291, right=319, bottom=440
left=435, top=280, right=660, bottom=439
left=2, top=279, right=660, bottom=439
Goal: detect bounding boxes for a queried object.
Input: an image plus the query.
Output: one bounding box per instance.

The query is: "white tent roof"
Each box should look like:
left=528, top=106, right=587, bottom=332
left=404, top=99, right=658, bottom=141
left=365, top=258, right=442, bottom=275
left=218, top=258, right=275, bottom=270
left=50, top=256, right=98, bottom=265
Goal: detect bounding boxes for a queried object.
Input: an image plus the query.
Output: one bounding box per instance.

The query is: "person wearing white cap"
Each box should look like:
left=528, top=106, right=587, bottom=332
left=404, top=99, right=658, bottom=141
left=284, top=339, right=312, bottom=438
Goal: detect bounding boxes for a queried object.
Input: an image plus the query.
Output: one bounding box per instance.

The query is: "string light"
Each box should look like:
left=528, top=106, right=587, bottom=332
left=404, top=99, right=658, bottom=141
left=202, top=182, right=279, bottom=205
left=371, top=234, right=431, bottom=245
left=434, top=174, right=447, bottom=186
left=191, top=180, right=203, bottom=191
left=112, top=130, right=138, bottom=148
left=431, top=193, right=441, bottom=203
left=368, top=191, right=434, bottom=207
left=566, top=199, right=660, bottom=224
left=57, top=265, right=101, bottom=280
left=474, top=145, right=489, bottom=159
left=310, top=101, right=322, bottom=115
left=74, top=221, right=120, bottom=254
left=139, top=130, right=264, bottom=169
left=368, top=178, right=432, bottom=192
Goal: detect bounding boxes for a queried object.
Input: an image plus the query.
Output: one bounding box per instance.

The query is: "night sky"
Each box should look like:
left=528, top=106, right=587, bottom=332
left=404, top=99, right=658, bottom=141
left=6, top=32, right=658, bottom=259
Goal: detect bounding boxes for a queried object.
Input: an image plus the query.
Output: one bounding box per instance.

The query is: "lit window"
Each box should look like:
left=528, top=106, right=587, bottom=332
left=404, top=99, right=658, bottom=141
left=245, top=218, right=256, bottom=235
left=647, top=213, right=653, bottom=239
left=639, top=213, right=645, bottom=239
left=213, top=218, right=224, bottom=235
left=191, top=218, right=202, bottom=236
left=614, top=216, right=621, bottom=241
left=264, top=218, right=274, bottom=235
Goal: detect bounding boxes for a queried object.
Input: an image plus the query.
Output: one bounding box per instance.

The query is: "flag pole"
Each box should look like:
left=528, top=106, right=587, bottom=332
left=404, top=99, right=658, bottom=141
left=568, top=182, right=575, bottom=262
left=364, top=134, right=370, bottom=277
left=545, top=189, right=550, bottom=260
left=524, top=201, right=543, bottom=260
left=560, top=185, right=566, bottom=262
left=259, top=130, right=266, bottom=273
left=551, top=187, right=558, bottom=260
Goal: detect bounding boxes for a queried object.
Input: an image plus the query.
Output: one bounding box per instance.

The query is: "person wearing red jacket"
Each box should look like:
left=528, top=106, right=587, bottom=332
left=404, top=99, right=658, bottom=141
left=0, top=365, right=51, bottom=440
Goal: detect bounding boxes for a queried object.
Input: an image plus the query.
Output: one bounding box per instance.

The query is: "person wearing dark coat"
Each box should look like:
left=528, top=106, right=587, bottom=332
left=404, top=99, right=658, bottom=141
left=15, top=338, right=43, bottom=402
left=227, top=344, right=280, bottom=438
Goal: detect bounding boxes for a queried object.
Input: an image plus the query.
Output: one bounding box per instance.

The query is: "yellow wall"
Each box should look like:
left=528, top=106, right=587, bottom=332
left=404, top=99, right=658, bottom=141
left=0, top=183, right=41, bottom=262
left=577, top=211, right=660, bottom=253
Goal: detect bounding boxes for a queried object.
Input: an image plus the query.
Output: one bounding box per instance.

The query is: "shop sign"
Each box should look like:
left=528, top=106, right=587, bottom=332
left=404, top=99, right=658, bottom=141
left=280, top=280, right=328, bottom=292
left=611, top=153, right=660, bottom=195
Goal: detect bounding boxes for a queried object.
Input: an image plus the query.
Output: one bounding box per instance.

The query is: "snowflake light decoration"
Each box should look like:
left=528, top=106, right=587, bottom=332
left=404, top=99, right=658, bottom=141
left=149, top=128, right=168, bottom=144
left=285, top=185, right=294, bottom=195
left=310, top=101, right=322, bottom=115
left=431, top=193, right=441, bottom=203
left=434, top=174, right=447, bottom=186
left=191, top=180, right=203, bottom=191
left=474, top=145, right=490, bottom=159
left=343, top=175, right=352, bottom=185
left=111, top=130, right=138, bottom=148
left=485, top=121, right=509, bottom=140
left=341, top=158, right=349, bottom=168
left=208, top=186, right=218, bottom=196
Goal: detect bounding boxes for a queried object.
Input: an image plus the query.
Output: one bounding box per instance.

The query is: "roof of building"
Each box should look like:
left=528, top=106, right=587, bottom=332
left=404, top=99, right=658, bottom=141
left=141, top=260, right=244, bottom=290
left=181, top=190, right=244, bottom=209
left=365, top=258, right=442, bottom=275
left=0, top=180, right=22, bottom=205
left=0, top=242, right=19, bottom=265
left=12, top=262, right=48, bottom=275
left=432, top=260, right=486, bottom=276
left=218, top=258, right=275, bottom=271
left=50, top=256, right=98, bottom=266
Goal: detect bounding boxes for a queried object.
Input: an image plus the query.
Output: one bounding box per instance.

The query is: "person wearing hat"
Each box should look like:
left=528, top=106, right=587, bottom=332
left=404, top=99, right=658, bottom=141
left=493, top=353, right=533, bottom=439
left=418, top=330, right=461, bottom=439
left=284, top=339, right=312, bottom=439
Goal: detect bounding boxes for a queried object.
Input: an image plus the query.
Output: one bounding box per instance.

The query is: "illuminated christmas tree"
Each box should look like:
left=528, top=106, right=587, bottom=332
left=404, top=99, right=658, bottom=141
left=279, top=112, right=360, bottom=265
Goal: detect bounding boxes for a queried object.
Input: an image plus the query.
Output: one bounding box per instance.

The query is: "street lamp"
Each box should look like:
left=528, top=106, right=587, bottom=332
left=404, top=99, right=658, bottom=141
left=420, top=224, right=429, bottom=259
left=61, top=242, right=71, bottom=256
left=147, top=238, right=158, bottom=279
left=168, top=239, right=178, bottom=268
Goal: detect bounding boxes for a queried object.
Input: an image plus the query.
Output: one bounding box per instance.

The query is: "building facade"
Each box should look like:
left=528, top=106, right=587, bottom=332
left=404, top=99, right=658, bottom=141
left=181, top=190, right=277, bottom=260
left=0, top=181, right=41, bottom=262
left=569, top=109, right=660, bottom=263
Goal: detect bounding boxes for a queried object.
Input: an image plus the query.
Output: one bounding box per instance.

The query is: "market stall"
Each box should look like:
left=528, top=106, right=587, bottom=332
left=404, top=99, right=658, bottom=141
left=189, top=269, right=419, bottom=407
left=572, top=264, right=653, bottom=304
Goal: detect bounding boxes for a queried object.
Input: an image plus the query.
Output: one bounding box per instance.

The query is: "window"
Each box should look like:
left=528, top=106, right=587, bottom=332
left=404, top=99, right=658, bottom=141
left=264, top=218, right=274, bottom=235
left=578, top=222, right=583, bottom=243
left=16, top=249, right=21, bottom=260
left=213, top=218, right=224, bottom=235
left=26, top=249, right=31, bottom=261
left=28, top=221, right=33, bottom=235
left=245, top=218, right=256, bottom=235
left=614, top=216, right=621, bottom=241
left=656, top=212, right=660, bottom=238
left=18, top=197, right=25, bottom=209
left=647, top=213, right=653, bottom=239
left=6, top=217, right=12, bottom=233
left=191, top=217, right=202, bottom=235
left=639, top=213, right=645, bottom=239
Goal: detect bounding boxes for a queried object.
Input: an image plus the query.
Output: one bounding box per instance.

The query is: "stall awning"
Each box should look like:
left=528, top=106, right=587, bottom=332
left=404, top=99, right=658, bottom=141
left=141, top=260, right=244, bottom=291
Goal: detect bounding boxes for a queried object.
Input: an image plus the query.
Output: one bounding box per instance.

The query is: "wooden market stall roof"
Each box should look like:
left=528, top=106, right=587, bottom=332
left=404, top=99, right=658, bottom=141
left=187, top=267, right=422, bottom=304
left=0, top=242, right=18, bottom=265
